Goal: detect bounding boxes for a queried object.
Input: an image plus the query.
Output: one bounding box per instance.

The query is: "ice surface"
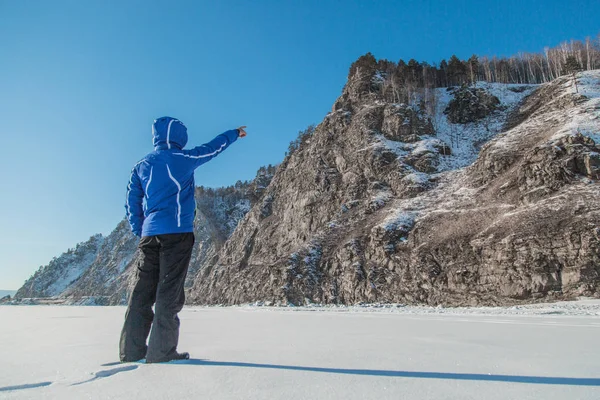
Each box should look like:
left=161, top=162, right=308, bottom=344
left=1, top=303, right=600, bottom=399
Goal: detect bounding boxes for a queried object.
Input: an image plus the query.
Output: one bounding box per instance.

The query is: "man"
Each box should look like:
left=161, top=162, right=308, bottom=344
left=120, top=116, right=246, bottom=363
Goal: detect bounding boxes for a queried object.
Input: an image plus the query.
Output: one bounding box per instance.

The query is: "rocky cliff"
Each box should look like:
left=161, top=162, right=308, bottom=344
left=15, top=63, right=600, bottom=307
left=189, top=70, right=600, bottom=306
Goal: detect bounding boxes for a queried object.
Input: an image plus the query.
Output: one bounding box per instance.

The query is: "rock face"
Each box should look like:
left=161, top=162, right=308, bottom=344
left=189, top=70, right=600, bottom=306
left=15, top=167, right=275, bottom=305
left=381, top=105, right=434, bottom=142
left=444, top=86, right=501, bottom=124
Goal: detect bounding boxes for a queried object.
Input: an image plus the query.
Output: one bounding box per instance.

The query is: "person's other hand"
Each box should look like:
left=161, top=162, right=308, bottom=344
left=237, top=126, right=247, bottom=138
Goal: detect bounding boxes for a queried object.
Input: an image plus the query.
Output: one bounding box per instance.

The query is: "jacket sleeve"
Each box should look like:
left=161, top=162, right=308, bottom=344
left=125, top=167, right=145, bottom=237
left=172, top=129, right=239, bottom=170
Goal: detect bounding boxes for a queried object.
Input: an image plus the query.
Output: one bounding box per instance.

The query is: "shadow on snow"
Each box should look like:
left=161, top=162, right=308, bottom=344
left=71, top=365, right=139, bottom=386
left=174, top=359, right=600, bottom=387
left=0, top=382, right=52, bottom=392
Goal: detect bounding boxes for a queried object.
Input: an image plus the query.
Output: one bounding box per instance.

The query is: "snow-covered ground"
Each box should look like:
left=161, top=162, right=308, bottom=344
left=552, top=70, right=600, bottom=143
left=1, top=302, right=599, bottom=399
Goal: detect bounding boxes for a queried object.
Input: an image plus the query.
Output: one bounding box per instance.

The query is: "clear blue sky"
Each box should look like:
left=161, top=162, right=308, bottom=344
left=1, top=0, right=598, bottom=289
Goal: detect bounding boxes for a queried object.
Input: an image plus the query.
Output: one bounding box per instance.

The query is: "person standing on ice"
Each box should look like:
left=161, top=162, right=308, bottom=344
left=120, top=116, right=246, bottom=363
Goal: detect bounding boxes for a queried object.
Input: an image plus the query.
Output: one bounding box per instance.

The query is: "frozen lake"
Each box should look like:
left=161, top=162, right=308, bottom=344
left=1, top=303, right=599, bottom=399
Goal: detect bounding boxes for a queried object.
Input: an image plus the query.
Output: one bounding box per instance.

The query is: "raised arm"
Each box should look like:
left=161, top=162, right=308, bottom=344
left=172, top=127, right=244, bottom=169
left=125, top=167, right=145, bottom=237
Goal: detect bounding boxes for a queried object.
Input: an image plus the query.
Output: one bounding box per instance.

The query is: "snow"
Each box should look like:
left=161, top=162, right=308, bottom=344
left=1, top=303, right=600, bottom=399
left=433, top=82, right=536, bottom=171
left=369, top=190, right=392, bottom=208
left=375, top=135, right=410, bottom=155
left=551, top=71, right=600, bottom=143
left=116, top=254, right=134, bottom=274
left=493, top=71, right=600, bottom=155
left=377, top=210, right=416, bottom=232
left=225, top=199, right=252, bottom=235
left=46, top=251, right=100, bottom=297
left=402, top=172, right=430, bottom=185
left=570, top=70, right=600, bottom=99
left=274, top=298, right=600, bottom=317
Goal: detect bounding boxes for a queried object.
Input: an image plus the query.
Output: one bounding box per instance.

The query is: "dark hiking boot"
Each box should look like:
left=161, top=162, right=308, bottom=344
left=146, top=351, right=190, bottom=364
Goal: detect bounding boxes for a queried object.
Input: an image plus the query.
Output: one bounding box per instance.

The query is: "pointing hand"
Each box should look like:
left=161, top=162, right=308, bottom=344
left=237, top=126, right=247, bottom=138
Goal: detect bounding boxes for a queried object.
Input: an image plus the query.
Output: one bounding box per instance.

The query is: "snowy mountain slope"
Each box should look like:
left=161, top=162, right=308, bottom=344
left=15, top=235, right=105, bottom=299
left=15, top=221, right=139, bottom=305
left=58, top=220, right=139, bottom=305
left=14, top=168, right=276, bottom=305
left=190, top=70, right=600, bottom=306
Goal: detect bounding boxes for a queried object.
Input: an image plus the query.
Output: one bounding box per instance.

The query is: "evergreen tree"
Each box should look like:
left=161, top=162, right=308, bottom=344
left=438, top=59, right=448, bottom=87
left=407, top=59, right=422, bottom=84
left=377, top=59, right=396, bottom=76
left=467, top=55, right=479, bottom=86
left=447, top=55, right=467, bottom=86
left=348, top=52, right=377, bottom=79
left=562, top=55, right=583, bottom=92
left=396, top=59, right=408, bottom=84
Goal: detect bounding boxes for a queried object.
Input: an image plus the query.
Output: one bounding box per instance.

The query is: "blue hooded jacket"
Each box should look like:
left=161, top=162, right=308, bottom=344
left=126, top=116, right=239, bottom=237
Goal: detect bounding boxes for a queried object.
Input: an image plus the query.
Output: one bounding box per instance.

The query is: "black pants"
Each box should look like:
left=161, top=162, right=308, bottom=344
left=119, top=232, right=194, bottom=362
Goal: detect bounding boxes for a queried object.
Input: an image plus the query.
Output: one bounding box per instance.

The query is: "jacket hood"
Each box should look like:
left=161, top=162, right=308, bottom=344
left=152, top=117, right=188, bottom=150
